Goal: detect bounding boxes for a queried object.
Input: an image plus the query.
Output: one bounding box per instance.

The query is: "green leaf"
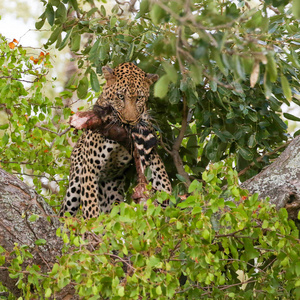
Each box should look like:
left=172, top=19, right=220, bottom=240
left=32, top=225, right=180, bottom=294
left=0, top=124, right=9, bottom=130
left=186, top=88, right=198, bottom=108
left=62, top=233, right=69, bottom=244
left=150, top=4, right=165, bottom=25
left=202, top=229, right=210, bottom=240
left=247, top=111, right=258, bottom=122
left=296, top=261, right=300, bottom=276
left=234, top=55, right=245, bottom=80
left=45, top=4, right=54, bottom=26
left=168, top=85, right=180, bottom=104
left=126, top=43, right=135, bottom=61
left=35, top=18, right=46, bottom=30
left=283, top=113, right=300, bottom=122
left=2, top=133, right=9, bottom=146
left=50, top=263, right=59, bottom=275
left=148, top=256, right=160, bottom=267
left=154, top=74, right=170, bottom=98
left=281, top=75, right=292, bottom=101
left=35, top=239, right=47, bottom=245
left=162, top=61, right=178, bottom=83
left=156, top=286, right=162, bottom=295
left=118, top=286, right=125, bottom=297
left=89, top=39, right=100, bottom=63
left=29, top=214, right=39, bottom=222
left=188, top=179, right=202, bottom=193
left=294, top=129, right=300, bottom=137
left=77, top=77, right=89, bottom=99
left=110, top=205, right=119, bottom=218
left=213, top=49, right=227, bottom=76
left=100, top=5, right=106, bottom=17
left=71, top=34, right=81, bottom=52
left=90, top=70, right=100, bottom=92
left=293, top=0, right=300, bottom=19
left=266, top=54, right=277, bottom=83
left=69, top=0, right=78, bottom=11
left=47, top=25, right=62, bottom=45
left=190, top=64, right=203, bottom=85
left=45, top=288, right=52, bottom=298
left=239, top=147, right=253, bottom=161
left=73, top=236, right=80, bottom=247
left=86, top=7, right=98, bottom=18
left=176, top=174, right=186, bottom=182
left=99, top=43, right=110, bottom=61
left=248, top=133, right=257, bottom=148
left=110, top=16, right=117, bottom=28
left=137, top=0, right=149, bottom=17
left=176, top=221, right=182, bottom=229
left=58, top=28, right=73, bottom=50
left=56, top=3, right=67, bottom=23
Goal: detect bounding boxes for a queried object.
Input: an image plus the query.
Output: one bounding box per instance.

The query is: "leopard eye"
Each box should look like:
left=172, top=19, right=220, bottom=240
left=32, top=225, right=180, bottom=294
left=117, top=93, right=125, bottom=100
left=137, top=95, right=144, bottom=101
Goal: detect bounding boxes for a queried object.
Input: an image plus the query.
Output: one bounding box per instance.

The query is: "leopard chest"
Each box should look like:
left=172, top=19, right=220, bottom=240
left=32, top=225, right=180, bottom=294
left=76, top=130, right=132, bottom=180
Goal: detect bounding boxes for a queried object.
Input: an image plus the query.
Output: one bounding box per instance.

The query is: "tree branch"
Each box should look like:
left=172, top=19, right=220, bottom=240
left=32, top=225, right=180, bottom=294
left=171, top=93, right=191, bottom=185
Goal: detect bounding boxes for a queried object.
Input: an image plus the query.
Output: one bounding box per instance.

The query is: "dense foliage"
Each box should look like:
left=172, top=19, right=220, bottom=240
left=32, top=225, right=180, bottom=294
left=2, top=162, right=300, bottom=299
left=0, top=34, right=79, bottom=208
left=1, top=0, right=300, bottom=299
left=35, top=0, right=300, bottom=185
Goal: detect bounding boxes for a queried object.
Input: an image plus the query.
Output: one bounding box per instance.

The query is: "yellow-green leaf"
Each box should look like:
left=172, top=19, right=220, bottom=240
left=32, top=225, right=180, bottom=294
left=162, top=61, right=178, bottom=83
left=281, top=75, right=292, bottom=101
left=77, top=77, right=89, bottom=99
left=266, top=54, right=277, bottom=83
left=150, top=4, right=165, bottom=25
left=293, top=0, right=300, bottom=19
left=154, top=74, right=170, bottom=98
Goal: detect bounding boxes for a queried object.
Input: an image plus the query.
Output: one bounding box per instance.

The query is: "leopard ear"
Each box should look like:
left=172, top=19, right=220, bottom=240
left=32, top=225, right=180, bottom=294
left=102, top=66, right=115, bottom=86
left=145, top=73, right=159, bottom=86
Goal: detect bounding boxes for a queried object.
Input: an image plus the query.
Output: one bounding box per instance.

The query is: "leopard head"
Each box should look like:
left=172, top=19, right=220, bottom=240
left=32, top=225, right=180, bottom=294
left=100, top=62, right=158, bottom=126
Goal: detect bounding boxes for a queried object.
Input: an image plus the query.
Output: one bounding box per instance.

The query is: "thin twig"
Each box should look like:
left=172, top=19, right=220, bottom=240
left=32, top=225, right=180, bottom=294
left=238, top=141, right=291, bottom=177
left=37, top=126, right=71, bottom=137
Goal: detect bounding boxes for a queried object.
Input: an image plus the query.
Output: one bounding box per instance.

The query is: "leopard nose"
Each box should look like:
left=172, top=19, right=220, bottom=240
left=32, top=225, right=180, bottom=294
left=122, top=111, right=139, bottom=125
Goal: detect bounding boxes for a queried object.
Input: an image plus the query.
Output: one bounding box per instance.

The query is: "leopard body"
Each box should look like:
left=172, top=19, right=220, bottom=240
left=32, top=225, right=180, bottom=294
left=60, top=62, right=171, bottom=219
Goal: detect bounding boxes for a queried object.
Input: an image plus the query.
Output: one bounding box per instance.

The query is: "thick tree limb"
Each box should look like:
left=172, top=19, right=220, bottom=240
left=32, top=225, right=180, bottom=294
left=0, top=168, right=77, bottom=299
left=242, top=136, right=300, bottom=221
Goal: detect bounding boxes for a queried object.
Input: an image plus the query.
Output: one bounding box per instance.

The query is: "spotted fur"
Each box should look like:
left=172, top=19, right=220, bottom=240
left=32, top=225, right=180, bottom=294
left=60, top=62, right=171, bottom=219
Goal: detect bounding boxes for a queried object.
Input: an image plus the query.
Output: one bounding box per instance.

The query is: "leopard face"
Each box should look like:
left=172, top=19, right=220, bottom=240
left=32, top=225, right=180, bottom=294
left=97, top=62, right=159, bottom=125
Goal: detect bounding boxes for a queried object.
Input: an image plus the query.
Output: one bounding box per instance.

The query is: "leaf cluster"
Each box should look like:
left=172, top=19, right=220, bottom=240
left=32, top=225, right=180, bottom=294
left=2, top=161, right=300, bottom=299
left=0, top=34, right=77, bottom=208
left=34, top=0, right=300, bottom=187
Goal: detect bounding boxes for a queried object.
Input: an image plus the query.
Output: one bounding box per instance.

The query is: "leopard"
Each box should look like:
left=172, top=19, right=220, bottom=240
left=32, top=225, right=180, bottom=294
left=59, top=62, right=172, bottom=219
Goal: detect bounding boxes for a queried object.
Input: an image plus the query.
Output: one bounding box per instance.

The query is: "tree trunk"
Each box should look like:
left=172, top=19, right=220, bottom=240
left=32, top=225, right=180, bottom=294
left=242, top=135, right=300, bottom=222
left=0, top=137, right=300, bottom=297
left=0, top=168, right=77, bottom=299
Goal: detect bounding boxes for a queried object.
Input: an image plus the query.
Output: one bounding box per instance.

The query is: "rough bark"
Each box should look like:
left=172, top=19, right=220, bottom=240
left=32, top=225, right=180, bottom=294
left=242, top=135, right=300, bottom=221
left=0, top=168, right=77, bottom=299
